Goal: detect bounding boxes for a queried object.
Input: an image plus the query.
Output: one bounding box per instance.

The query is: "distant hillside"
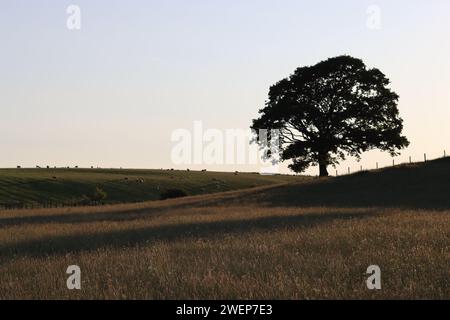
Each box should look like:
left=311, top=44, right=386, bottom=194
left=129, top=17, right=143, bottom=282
left=245, top=157, right=450, bottom=210
left=0, top=168, right=305, bottom=208
left=2, top=157, right=448, bottom=210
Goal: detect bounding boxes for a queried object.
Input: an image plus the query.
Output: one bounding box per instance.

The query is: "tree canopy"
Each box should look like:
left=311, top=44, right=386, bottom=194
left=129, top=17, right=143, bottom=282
left=251, top=55, right=409, bottom=176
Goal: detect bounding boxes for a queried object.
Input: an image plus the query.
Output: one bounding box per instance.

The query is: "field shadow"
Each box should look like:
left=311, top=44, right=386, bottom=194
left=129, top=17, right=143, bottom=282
left=252, top=158, right=450, bottom=210
left=0, top=210, right=377, bottom=262
left=0, top=205, right=174, bottom=228
left=0, top=193, right=243, bottom=228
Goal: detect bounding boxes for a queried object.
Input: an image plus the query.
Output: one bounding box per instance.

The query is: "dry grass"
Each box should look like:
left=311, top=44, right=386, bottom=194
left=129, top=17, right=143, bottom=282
left=1, top=159, right=449, bottom=299
left=0, top=183, right=448, bottom=299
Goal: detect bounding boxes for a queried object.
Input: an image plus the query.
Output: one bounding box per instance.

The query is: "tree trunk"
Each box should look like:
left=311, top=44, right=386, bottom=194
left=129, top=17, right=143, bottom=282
left=318, top=151, right=329, bottom=177
left=319, top=162, right=329, bottom=177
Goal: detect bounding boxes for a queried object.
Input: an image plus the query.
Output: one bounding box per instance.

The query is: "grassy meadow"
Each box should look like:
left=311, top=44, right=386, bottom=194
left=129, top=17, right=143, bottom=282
left=0, top=168, right=302, bottom=207
left=0, top=159, right=449, bottom=299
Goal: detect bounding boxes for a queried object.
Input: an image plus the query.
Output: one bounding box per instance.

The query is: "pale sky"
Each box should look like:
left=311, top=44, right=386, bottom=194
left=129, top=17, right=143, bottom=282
left=1, top=0, right=449, bottom=175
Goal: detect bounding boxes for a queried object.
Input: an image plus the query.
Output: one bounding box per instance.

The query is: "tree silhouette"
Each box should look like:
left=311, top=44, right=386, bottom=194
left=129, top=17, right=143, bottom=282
left=251, top=55, right=409, bottom=176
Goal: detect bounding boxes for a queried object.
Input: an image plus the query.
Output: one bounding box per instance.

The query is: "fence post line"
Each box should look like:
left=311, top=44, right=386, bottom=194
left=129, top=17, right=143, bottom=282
left=409, top=156, right=411, bottom=164
left=376, top=162, right=378, bottom=169
left=392, top=159, right=395, bottom=167
left=424, top=153, right=427, bottom=162
left=348, top=167, right=350, bottom=174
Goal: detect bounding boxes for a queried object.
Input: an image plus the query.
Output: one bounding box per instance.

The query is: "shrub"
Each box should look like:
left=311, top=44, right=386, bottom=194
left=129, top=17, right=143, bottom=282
left=160, top=188, right=187, bottom=200
left=91, top=186, right=108, bottom=201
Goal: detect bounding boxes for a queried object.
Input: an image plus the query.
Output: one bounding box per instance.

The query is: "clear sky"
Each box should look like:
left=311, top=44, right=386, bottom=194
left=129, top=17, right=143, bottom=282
left=1, top=0, right=449, bottom=175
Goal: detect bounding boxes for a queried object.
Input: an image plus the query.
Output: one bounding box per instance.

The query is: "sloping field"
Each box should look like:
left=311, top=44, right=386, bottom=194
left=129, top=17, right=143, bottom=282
left=0, top=168, right=303, bottom=207
left=0, top=159, right=449, bottom=299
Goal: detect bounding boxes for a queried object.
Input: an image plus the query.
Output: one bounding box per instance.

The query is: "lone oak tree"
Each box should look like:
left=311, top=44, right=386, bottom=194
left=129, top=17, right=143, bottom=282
left=251, top=55, right=409, bottom=176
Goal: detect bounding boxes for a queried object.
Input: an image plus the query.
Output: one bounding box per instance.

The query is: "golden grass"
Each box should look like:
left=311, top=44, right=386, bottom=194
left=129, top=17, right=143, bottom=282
left=0, top=184, right=448, bottom=299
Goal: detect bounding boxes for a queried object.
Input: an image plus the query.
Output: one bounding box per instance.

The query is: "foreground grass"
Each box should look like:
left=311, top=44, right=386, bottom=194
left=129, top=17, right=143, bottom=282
left=0, top=189, right=448, bottom=299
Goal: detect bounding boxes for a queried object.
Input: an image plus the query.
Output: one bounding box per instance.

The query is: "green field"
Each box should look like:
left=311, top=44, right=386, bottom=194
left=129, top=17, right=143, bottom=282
left=0, top=168, right=305, bottom=207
